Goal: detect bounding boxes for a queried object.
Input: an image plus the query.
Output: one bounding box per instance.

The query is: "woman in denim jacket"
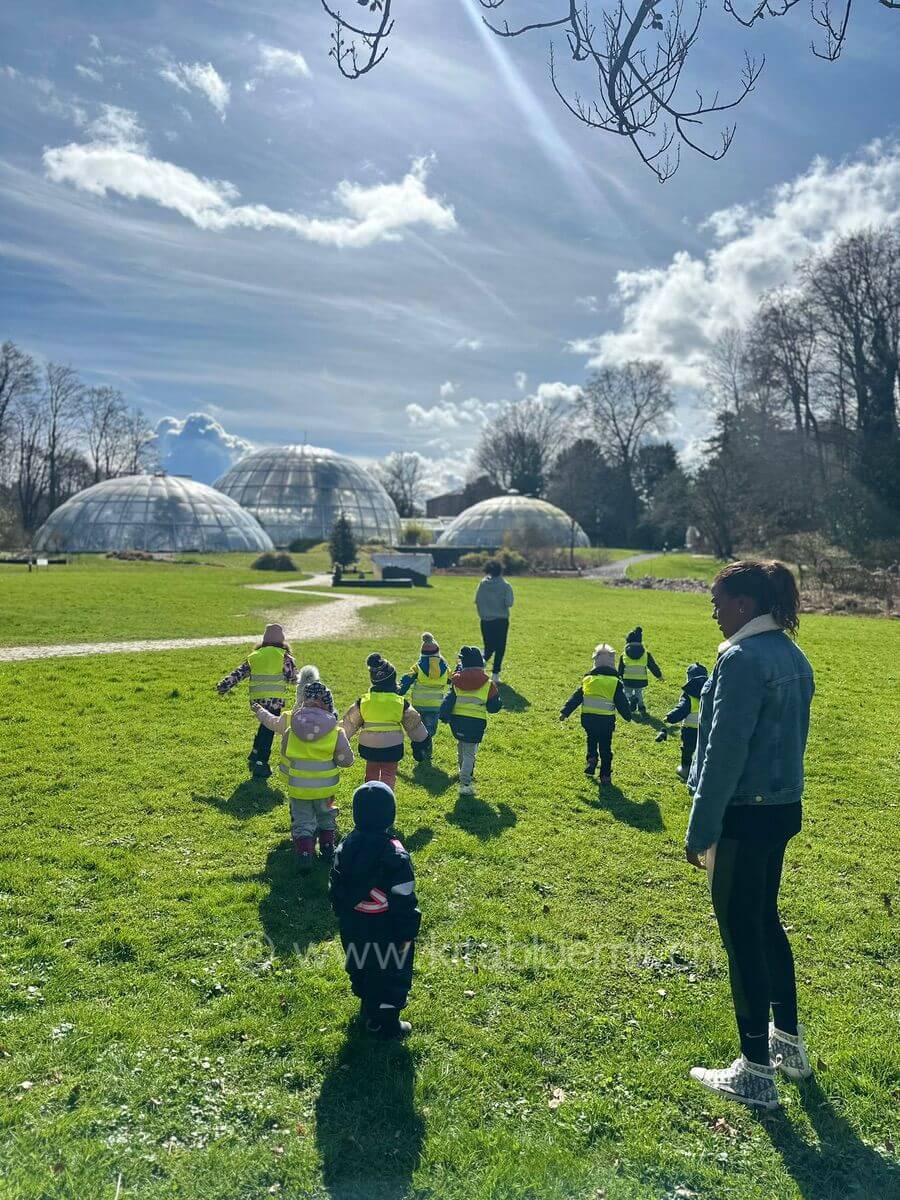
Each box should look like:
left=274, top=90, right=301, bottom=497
left=686, top=560, right=815, bottom=1111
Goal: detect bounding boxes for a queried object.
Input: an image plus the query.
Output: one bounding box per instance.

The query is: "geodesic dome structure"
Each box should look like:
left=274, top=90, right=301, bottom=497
left=213, top=445, right=401, bottom=547
left=436, top=495, right=590, bottom=550
left=33, top=474, right=274, bottom=554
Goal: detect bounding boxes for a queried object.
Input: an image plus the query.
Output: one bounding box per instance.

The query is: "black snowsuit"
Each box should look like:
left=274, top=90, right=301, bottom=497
left=665, top=675, right=707, bottom=775
left=560, top=666, right=633, bottom=776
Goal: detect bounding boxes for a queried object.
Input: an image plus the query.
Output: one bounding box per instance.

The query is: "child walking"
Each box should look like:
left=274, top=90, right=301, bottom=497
left=438, top=646, right=502, bottom=796
left=342, top=653, right=431, bottom=790
left=559, top=643, right=633, bottom=784
left=618, top=626, right=664, bottom=713
left=252, top=666, right=355, bottom=869
left=216, top=623, right=298, bottom=778
left=329, top=781, right=421, bottom=1038
left=663, top=662, right=708, bottom=781
left=398, top=633, right=450, bottom=748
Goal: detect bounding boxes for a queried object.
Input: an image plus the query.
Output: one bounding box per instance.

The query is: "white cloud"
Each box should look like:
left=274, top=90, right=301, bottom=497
left=160, top=62, right=230, bottom=118
left=575, top=295, right=599, bottom=312
left=151, top=412, right=253, bottom=484
left=89, top=104, right=144, bottom=145
left=514, top=370, right=527, bottom=391
left=75, top=64, right=103, bottom=83
left=439, top=380, right=456, bottom=398
left=573, top=143, right=900, bottom=387
left=244, top=80, right=257, bottom=94
left=454, top=337, right=482, bottom=351
left=258, top=44, right=311, bottom=79
left=406, top=396, right=497, bottom=431
left=43, top=117, right=458, bottom=249
left=89, top=34, right=102, bottom=52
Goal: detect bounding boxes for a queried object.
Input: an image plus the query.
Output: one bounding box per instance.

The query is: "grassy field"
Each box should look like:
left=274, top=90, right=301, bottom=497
left=625, top=554, right=728, bottom=582
left=0, top=563, right=898, bottom=1200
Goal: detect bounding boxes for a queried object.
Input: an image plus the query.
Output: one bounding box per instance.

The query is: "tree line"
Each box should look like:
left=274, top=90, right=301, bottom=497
left=0, top=343, right=156, bottom=544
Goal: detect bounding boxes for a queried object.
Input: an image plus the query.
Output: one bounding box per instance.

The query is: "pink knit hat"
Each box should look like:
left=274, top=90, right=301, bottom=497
left=262, top=623, right=285, bottom=645
left=421, top=631, right=440, bottom=654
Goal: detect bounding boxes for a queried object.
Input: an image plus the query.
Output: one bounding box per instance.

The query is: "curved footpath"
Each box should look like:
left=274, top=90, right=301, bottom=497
left=0, top=574, right=389, bottom=663
left=584, top=552, right=659, bottom=579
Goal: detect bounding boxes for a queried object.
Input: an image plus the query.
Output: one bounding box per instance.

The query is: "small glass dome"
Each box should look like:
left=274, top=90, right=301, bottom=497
left=437, top=495, right=590, bottom=549
left=214, top=445, right=401, bottom=547
left=33, top=474, right=274, bottom=553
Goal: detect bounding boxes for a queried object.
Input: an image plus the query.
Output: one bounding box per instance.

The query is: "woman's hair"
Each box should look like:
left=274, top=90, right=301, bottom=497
left=714, top=559, right=800, bottom=635
left=485, top=559, right=502, bottom=577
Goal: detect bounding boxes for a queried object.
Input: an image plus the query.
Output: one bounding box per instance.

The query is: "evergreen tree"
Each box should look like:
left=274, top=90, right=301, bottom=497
left=329, top=512, right=358, bottom=567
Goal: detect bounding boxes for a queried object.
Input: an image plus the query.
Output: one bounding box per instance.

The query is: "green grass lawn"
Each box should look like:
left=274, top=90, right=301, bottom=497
left=626, top=553, right=728, bottom=582
left=1, top=566, right=898, bottom=1200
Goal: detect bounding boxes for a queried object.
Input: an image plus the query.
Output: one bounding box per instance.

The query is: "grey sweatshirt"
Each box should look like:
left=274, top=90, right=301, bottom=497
left=475, top=576, right=514, bottom=621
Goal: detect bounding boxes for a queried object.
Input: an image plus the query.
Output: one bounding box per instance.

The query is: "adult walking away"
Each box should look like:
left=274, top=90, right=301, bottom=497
left=686, top=560, right=815, bottom=1111
left=475, top=560, right=514, bottom=683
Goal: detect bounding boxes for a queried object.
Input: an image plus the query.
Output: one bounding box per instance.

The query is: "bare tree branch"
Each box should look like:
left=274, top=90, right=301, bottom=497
left=321, top=0, right=394, bottom=78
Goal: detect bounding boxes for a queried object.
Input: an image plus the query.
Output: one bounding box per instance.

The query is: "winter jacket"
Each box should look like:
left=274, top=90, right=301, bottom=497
left=617, top=642, right=662, bottom=690
left=329, top=830, right=422, bottom=943
left=217, top=650, right=298, bottom=712
left=560, top=666, right=633, bottom=725
left=475, top=576, right=514, bottom=622
left=665, top=674, right=707, bottom=726
left=439, top=666, right=502, bottom=744
left=253, top=704, right=355, bottom=767
left=398, top=654, right=450, bottom=706
left=342, top=681, right=430, bottom=762
left=686, top=616, right=814, bottom=853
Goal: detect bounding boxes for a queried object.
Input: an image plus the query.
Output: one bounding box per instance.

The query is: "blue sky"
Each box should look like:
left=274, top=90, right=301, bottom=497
left=1, top=1, right=898, bottom=489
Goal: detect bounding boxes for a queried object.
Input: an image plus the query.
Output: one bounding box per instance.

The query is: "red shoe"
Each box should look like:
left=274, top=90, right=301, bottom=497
left=293, top=836, right=315, bottom=870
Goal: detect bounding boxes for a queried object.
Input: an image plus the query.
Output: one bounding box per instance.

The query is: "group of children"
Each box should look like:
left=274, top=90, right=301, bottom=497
left=215, top=621, right=708, bottom=1037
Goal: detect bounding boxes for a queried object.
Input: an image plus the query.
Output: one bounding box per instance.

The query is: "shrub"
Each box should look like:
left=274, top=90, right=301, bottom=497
left=402, top=522, right=433, bottom=546
left=458, top=547, right=529, bottom=574
left=251, top=552, right=297, bottom=571
left=288, top=537, right=321, bottom=553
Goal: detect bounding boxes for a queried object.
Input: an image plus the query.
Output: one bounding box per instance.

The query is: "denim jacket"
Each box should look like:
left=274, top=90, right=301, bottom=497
left=686, top=621, right=814, bottom=852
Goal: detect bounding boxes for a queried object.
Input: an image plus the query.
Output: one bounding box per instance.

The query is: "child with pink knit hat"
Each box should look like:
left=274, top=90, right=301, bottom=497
left=216, top=623, right=297, bottom=779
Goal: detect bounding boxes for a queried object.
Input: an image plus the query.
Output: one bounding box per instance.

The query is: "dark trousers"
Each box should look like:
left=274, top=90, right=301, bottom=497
left=250, top=722, right=275, bottom=769
left=680, top=727, right=698, bottom=774
left=583, top=717, right=614, bottom=775
left=709, top=836, right=799, bottom=1064
left=340, top=917, right=414, bottom=1026
left=480, top=618, right=509, bottom=674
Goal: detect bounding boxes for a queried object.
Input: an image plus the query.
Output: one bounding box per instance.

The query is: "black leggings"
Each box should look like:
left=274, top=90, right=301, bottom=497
left=480, top=619, right=509, bottom=674
left=709, top=836, right=799, bottom=1064
left=584, top=720, right=613, bottom=774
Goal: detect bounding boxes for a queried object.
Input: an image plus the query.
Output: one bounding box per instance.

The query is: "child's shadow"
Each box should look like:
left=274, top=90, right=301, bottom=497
left=589, top=784, right=664, bottom=832
left=630, top=711, right=667, bottom=734
left=315, top=1024, right=423, bottom=1200
left=193, top=779, right=282, bottom=819
left=408, top=758, right=453, bottom=796
left=396, top=827, right=435, bottom=854
left=445, top=794, right=517, bottom=840
left=760, top=1076, right=899, bottom=1199
left=498, top=683, right=530, bottom=712
left=235, top=840, right=336, bottom=957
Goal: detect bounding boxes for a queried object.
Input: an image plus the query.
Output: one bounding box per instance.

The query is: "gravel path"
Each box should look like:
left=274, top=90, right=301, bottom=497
left=584, top=552, right=660, bottom=579
left=0, top=575, right=390, bottom=663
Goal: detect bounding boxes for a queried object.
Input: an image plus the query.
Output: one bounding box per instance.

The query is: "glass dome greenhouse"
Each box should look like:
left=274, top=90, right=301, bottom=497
left=213, top=445, right=402, bottom=547
left=436, top=495, right=590, bottom=550
left=33, top=474, right=274, bottom=553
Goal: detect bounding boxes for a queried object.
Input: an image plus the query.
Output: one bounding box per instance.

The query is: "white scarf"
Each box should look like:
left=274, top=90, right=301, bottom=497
left=717, top=613, right=780, bottom=655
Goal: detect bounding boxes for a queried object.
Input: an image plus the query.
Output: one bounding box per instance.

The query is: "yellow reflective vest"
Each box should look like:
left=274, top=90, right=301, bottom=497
left=411, top=659, right=449, bottom=710
left=359, top=690, right=405, bottom=733
left=279, top=722, right=340, bottom=801
left=248, top=646, right=288, bottom=702
left=582, top=673, right=618, bottom=715
left=682, top=695, right=700, bottom=729
left=622, top=649, right=648, bottom=684
left=451, top=679, right=492, bottom=724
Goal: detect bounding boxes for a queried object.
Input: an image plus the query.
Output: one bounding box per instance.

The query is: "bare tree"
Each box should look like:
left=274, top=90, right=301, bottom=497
left=84, top=386, right=129, bottom=482
left=120, top=408, right=158, bottom=475
left=322, top=0, right=394, bottom=77
left=578, top=360, right=673, bottom=497
left=746, top=290, right=823, bottom=446
left=12, top=394, right=48, bottom=535
left=376, top=450, right=426, bottom=517
left=0, top=341, right=38, bottom=458
left=475, top=397, right=568, bottom=497
left=42, top=364, right=84, bottom=513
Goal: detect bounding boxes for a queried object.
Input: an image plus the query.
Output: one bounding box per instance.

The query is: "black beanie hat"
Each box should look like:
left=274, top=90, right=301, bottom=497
left=459, top=645, right=485, bottom=668
left=352, top=781, right=396, bottom=831
left=366, top=652, right=396, bottom=684
left=626, top=627, right=643, bottom=644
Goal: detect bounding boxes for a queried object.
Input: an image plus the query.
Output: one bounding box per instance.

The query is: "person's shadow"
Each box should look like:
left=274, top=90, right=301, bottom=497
left=630, top=710, right=668, bottom=734
left=396, top=827, right=435, bottom=854
left=193, top=779, right=282, bottom=819
left=408, top=758, right=453, bottom=796
left=445, top=793, right=517, bottom=840
left=588, top=784, right=664, bottom=832
left=233, top=840, right=337, bottom=956
left=760, top=1076, right=900, bottom=1199
left=497, top=683, right=530, bottom=712
left=315, top=1025, right=424, bottom=1200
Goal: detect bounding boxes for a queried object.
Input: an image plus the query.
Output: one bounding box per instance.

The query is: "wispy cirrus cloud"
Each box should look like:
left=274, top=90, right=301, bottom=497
left=160, top=61, right=230, bottom=118
left=258, top=43, right=311, bottom=79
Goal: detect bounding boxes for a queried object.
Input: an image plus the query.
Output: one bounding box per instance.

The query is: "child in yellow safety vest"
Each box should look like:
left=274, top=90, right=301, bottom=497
left=559, top=643, right=633, bottom=784
left=618, top=626, right=663, bottom=714
left=662, top=662, right=709, bottom=782
left=252, top=665, right=355, bottom=869
left=438, top=646, right=502, bottom=796
left=216, top=623, right=298, bottom=779
left=342, top=654, right=432, bottom=793
left=397, top=633, right=450, bottom=751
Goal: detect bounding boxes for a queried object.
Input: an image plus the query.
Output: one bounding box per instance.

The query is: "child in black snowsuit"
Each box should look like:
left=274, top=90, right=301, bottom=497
left=559, top=643, right=633, bottom=784
left=618, top=625, right=663, bottom=713
left=662, top=662, right=708, bottom=781
left=329, top=781, right=421, bottom=1038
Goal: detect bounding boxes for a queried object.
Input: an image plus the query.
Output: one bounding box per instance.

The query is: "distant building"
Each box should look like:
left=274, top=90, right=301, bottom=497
left=426, top=475, right=500, bottom=518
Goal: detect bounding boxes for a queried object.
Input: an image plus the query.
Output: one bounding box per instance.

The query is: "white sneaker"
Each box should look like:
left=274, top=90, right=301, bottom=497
left=689, top=1055, right=780, bottom=1111
left=769, top=1022, right=812, bottom=1080
left=458, top=782, right=474, bottom=796
left=491, top=672, right=500, bottom=683
left=675, top=765, right=689, bottom=781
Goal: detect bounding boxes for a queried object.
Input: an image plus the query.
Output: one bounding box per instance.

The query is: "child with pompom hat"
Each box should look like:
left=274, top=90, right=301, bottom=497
left=398, top=633, right=450, bottom=749
left=216, top=623, right=298, bottom=779
left=560, top=643, right=633, bottom=784
left=342, top=653, right=431, bottom=792
left=438, top=646, right=502, bottom=795
left=618, top=625, right=664, bottom=714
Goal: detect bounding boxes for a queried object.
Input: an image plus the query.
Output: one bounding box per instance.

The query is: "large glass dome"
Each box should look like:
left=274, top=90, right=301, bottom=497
left=214, top=445, right=402, bottom=547
left=33, top=474, right=274, bottom=553
left=437, top=495, right=590, bottom=549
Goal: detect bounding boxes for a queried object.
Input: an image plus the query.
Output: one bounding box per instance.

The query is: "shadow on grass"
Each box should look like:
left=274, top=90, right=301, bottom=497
left=316, top=1023, right=423, bottom=1200
left=408, top=758, right=453, bottom=796
left=630, top=710, right=668, bottom=734
left=760, top=1076, right=900, bottom=1200
left=397, top=827, right=434, bottom=854
left=445, top=793, right=517, bottom=840
left=589, top=784, right=664, bottom=832
left=497, top=682, right=531, bottom=712
left=193, top=779, right=282, bottom=819
left=252, top=840, right=336, bottom=957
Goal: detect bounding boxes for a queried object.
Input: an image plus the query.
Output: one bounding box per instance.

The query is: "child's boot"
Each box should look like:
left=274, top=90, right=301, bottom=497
left=599, top=771, right=612, bottom=785
left=366, top=1006, right=411, bottom=1039
left=584, top=756, right=597, bottom=778
left=292, top=835, right=316, bottom=871
left=318, top=828, right=337, bottom=861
